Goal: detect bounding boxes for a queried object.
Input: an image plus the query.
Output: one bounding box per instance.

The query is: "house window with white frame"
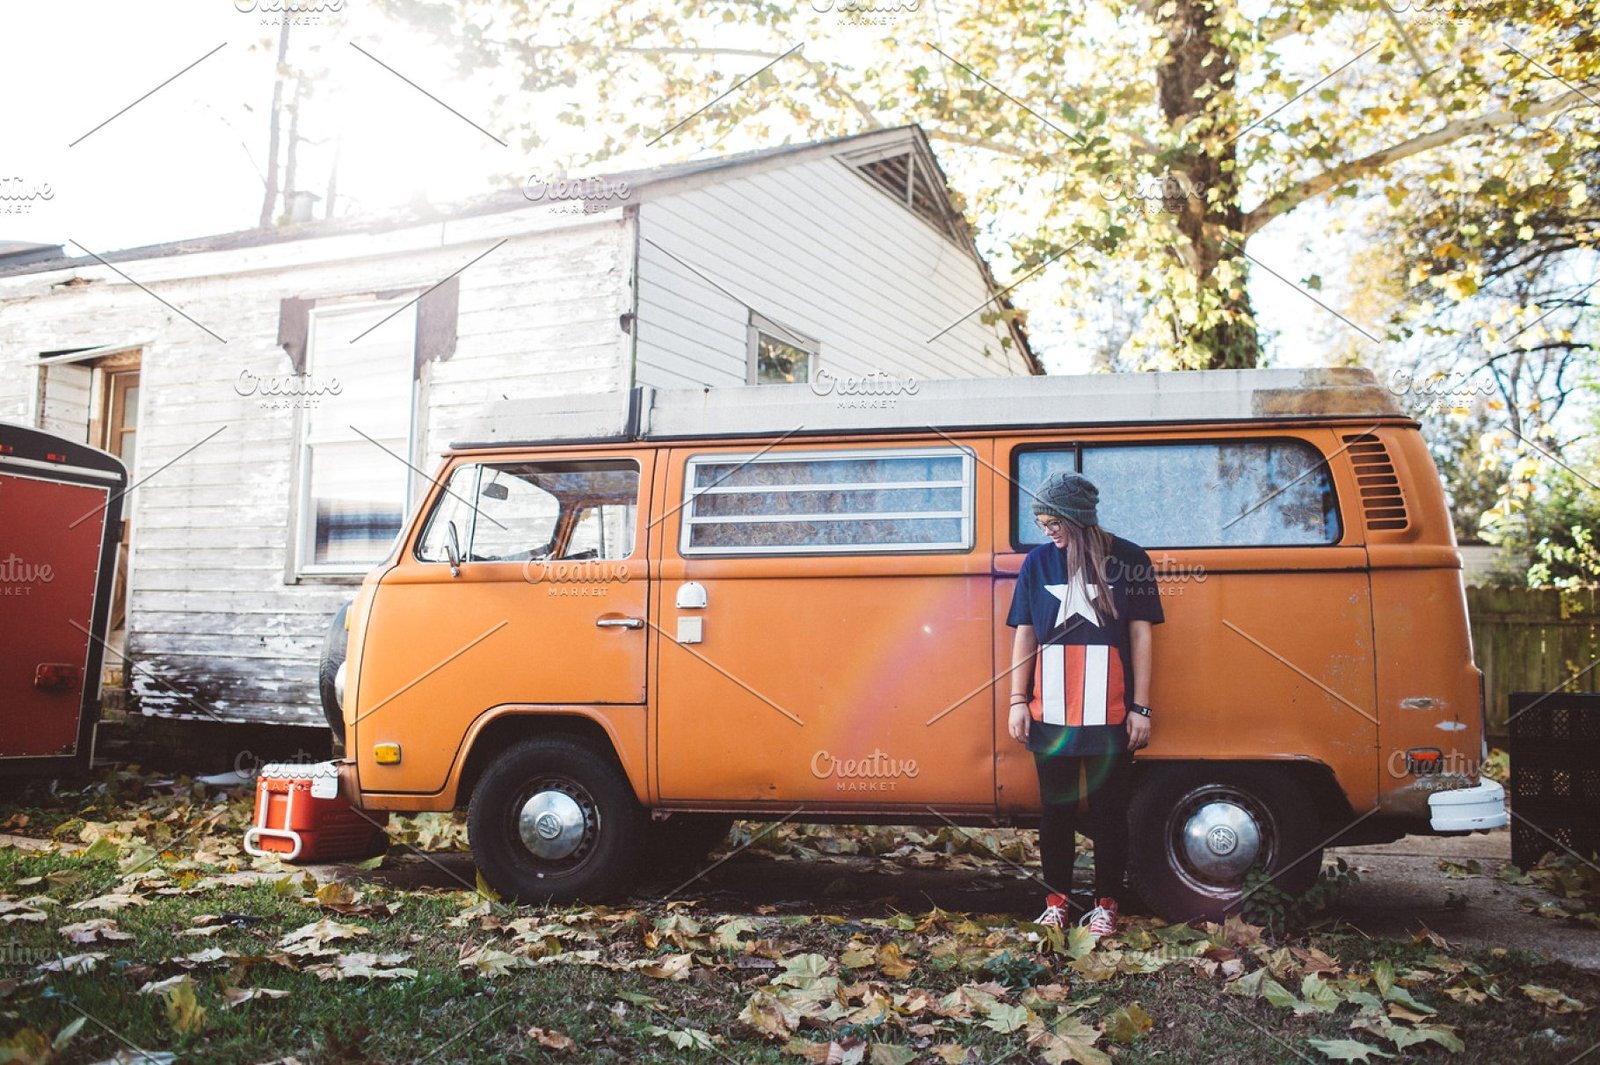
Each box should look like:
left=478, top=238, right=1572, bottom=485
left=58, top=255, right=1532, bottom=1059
left=296, top=301, right=418, bottom=575
left=748, top=311, right=818, bottom=385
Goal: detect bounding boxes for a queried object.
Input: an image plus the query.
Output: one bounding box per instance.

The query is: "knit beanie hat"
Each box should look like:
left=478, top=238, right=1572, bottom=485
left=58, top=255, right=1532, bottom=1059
left=1031, top=472, right=1099, bottom=527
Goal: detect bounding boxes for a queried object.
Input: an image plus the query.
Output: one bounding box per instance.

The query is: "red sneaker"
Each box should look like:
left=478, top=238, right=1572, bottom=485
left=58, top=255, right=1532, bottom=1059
left=1034, top=893, right=1069, bottom=928
left=1079, top=896, right=1118, bottom=939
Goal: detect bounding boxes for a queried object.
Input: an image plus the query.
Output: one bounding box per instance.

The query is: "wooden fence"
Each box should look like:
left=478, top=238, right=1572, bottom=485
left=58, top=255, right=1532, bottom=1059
left=1467, top=585, right=1600, bottom=741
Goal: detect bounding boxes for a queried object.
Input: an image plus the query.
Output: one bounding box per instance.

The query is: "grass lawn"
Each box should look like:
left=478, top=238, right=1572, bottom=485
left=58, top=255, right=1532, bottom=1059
left=2, top=768, right=1598, bottom=1064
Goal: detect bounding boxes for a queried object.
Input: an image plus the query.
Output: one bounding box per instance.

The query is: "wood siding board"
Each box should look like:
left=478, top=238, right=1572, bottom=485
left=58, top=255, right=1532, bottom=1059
left=633, top=156, right=1018, bottom=390
left=1, top=218, right=631, bottom=727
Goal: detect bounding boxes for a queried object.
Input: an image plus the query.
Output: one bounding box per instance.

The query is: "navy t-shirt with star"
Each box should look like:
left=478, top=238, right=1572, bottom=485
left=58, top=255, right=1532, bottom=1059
left=1005, top=535, right=1165, bottom=756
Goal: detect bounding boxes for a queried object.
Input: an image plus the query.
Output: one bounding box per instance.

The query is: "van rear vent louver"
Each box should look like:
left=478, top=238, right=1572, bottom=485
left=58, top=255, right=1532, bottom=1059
left=1343, top=433, right=1409, bottom=531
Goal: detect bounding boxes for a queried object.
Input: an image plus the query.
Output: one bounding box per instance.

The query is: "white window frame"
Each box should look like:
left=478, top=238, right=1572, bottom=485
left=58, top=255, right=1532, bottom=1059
left=679, top=445, right=975, bottom=556
left=746, top=311, right=819, bottom=385
left=291, top=299, right=419, bottom=580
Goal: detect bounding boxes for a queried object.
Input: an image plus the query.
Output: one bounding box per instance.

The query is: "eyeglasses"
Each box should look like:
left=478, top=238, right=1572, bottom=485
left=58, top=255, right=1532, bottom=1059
left=1035, top=518, right=1065, bottom=534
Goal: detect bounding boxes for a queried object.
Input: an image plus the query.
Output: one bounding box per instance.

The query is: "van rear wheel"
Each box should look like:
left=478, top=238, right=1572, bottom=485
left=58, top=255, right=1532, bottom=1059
left=468, top=736, right=644, bottom=904
left=1128, top=765, right=1322, bottom=923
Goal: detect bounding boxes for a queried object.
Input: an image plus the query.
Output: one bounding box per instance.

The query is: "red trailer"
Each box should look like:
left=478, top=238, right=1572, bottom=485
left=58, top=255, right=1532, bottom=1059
left=0, top=423, right=127, bottom=774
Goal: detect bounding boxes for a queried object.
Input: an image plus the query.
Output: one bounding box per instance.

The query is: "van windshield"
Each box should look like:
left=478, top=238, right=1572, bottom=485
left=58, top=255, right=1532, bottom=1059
left=416, top=460, right=639, bottom=563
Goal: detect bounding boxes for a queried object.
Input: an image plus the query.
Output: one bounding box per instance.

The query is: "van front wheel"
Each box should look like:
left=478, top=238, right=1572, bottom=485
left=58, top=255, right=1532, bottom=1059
left=468, top=736, right=644, bottom=904
left=1128, top=765, right=1322, bottom=923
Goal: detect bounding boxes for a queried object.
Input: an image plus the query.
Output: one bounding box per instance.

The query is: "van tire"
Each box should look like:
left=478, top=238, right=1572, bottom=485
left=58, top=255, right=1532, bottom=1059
left=1128, top=764, right=1322, bottom=923
left=318, top=602, right=349, bottom=743
left=642, top=815, right=734, bottom=873
left=468, top=736, right=644, bottom=904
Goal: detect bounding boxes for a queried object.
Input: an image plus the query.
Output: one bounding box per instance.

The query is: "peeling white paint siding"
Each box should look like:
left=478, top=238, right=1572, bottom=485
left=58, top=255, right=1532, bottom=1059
left=0, top=213, right=633, bottom=726
left=635, top=155, right=1026, bottom=388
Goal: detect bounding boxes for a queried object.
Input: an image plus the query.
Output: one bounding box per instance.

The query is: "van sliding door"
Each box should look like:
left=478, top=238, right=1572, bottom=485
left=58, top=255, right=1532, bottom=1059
left=652, top=441, right=998, bottom=810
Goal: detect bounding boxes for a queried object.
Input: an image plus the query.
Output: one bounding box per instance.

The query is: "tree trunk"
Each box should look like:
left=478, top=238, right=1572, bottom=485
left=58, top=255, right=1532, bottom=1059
left=259, top=20, right=291, bottom=229
left=1156, top=0, right=1262, bottom=369
left=283, top=81, right=302, bottom=214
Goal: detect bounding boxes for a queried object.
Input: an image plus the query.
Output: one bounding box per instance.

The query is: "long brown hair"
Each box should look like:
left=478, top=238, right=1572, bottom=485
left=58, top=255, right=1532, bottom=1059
left=1057, top=519, right=1119, bottom=627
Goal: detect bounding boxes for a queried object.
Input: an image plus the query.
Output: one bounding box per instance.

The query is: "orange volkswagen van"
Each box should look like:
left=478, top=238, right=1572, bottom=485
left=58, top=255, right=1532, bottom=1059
left=330, top=367, right=1505, bottom=920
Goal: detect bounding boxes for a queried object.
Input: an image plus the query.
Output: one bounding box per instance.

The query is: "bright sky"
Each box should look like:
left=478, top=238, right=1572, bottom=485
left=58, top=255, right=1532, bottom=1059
left=1, top=0, right=1346, bottom=374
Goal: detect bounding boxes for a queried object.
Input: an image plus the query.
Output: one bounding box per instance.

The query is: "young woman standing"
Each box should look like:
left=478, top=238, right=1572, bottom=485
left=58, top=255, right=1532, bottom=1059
left=1005, top=472, right=1164, bottom=938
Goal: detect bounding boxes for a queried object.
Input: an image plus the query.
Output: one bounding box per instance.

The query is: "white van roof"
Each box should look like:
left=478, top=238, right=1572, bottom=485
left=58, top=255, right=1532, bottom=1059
left=453, top=367, right=1406, bottom=448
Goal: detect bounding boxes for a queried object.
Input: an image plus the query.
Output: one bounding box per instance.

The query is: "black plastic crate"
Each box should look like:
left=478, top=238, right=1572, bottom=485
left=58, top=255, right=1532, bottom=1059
left=1508, top=691, right=1600, bottom=869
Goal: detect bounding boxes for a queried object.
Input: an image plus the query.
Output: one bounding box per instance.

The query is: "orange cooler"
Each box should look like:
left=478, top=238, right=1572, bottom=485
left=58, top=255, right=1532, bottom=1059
left=244, top=762, right=388, bottom=862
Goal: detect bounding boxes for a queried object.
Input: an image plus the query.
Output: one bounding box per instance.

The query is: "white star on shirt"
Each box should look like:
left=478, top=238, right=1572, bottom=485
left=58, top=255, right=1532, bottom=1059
left=1045, top=576, right=1101, bottom=628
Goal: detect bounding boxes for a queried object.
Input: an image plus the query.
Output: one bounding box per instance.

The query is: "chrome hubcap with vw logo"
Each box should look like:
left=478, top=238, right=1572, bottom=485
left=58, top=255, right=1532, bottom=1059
left=1166, top=785, right=1272, bottom=896
left=516, top=785, right=596, bottom=862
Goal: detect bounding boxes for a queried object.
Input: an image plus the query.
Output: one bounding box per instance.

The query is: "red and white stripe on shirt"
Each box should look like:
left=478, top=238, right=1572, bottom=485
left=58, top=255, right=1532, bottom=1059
left=1031, top=643, right=1127, bottom=727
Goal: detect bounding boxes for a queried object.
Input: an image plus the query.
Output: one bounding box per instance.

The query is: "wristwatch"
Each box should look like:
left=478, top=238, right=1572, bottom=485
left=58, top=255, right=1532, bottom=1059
left=1129, top=703, right=1152, bottom=718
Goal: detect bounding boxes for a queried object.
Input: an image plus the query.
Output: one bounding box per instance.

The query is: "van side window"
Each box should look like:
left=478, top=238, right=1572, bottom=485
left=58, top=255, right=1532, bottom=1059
left=417, top=461, right=639, bottom=563
left=1013, top=440, right=1339, bottom=549
left=681, top=447, right=973, bottom=554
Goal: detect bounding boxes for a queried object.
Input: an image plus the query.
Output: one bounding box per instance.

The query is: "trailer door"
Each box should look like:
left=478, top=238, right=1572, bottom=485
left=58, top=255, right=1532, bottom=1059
left=0, top=464, right=118, bottom=759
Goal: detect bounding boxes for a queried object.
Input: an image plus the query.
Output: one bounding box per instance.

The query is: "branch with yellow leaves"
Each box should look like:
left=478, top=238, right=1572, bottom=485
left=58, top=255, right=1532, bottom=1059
left=1242, top=86, right=1595, bottom=237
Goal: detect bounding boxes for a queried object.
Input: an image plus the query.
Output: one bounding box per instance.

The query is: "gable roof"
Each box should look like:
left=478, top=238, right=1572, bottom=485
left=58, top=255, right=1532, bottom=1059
left=0, top=126, right=1038, bottom=372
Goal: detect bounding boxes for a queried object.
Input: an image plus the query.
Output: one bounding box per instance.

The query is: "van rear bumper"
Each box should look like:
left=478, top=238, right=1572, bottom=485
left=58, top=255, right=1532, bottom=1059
left=1428, top=778, right=1507, bottom=833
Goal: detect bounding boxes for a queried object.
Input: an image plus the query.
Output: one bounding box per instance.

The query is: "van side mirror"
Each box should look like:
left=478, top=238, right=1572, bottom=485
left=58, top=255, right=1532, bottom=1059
left=446, top=521, right=462, bottom=578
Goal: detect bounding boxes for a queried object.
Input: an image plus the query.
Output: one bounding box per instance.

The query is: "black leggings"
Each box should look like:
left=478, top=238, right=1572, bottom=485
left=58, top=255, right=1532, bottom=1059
left=1033, top=748, right=1133, bottom=901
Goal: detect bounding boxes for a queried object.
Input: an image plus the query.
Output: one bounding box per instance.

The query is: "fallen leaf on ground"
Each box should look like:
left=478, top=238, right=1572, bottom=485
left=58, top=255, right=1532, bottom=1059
left=276, top=918, right=367, bottom=955
left=59, top=918, right=133, bottom=944
left=68, top=893, right=148, bottom=913
left=458, top=945, right=531, bottom=977
left=527, top=1026, right=575, bottom=1051
left=38, top=952, right=104, bottom=973
left=0, top=899, right=49, bottom=923
left=163, top=975, right=207, bottom=1035
left=1103, top=1002, right=1153, bottom=1043
left=305, top=951, right=417, bottom=981
left=739, top=989, right=802, bottom=1040
left=139, top=975, right=190, bottom=996
left=635, top=952, right=694, bottom=980
left=222, top=985, right=291, bottom=1006
left=642, top=1025, right=720, bottom=1051
left=1521, top=984, right=1590, bottom=1014
left=1305, top=1037, right=1393, bottom=1061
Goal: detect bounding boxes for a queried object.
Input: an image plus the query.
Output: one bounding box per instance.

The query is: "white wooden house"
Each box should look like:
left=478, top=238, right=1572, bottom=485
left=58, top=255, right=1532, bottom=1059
left=0, top=125, right=1037, bottom=728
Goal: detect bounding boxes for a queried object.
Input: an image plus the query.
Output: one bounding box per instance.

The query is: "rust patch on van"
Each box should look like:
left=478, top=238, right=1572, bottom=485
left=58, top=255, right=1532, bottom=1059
left=1400, top=696, right=1441, bottom=710
left=1251, top=369, right=1404, bottom=416
left=1378, top=774, right=1477, bottom=819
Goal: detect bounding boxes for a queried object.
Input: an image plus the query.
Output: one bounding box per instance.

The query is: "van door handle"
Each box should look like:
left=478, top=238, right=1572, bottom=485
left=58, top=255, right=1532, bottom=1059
left=596, top=616, right=644, bottom=629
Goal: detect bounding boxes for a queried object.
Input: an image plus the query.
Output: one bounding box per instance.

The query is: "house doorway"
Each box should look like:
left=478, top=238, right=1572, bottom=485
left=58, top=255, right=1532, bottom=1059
left=99, top=365, right=139, bottom=637
left=36, top=345, right=141, bottom=693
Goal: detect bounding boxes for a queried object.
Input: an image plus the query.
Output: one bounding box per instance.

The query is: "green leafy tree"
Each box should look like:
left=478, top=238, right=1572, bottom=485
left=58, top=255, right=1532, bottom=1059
left=383, top=0, right=1596, bottom=370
